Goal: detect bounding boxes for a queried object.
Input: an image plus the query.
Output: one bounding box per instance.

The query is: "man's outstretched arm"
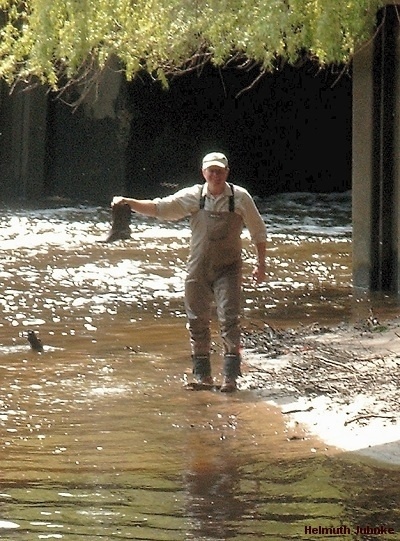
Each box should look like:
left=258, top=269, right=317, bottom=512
left=112, top=196, right=157, bottom=217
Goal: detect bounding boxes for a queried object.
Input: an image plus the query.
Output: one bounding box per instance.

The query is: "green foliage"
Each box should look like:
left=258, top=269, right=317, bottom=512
left=0, top=0, right=388, bottom=89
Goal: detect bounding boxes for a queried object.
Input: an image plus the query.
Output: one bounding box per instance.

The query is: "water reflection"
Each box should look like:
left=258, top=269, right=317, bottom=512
left=1, top=197, right=400, bottom=539
left=184, top=440, right=247, bottom=540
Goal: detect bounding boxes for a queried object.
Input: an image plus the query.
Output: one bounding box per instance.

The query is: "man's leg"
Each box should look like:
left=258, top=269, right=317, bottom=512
left=214, top=264, right=242, bottom=391
left=185, top=275, right=213, bottom=382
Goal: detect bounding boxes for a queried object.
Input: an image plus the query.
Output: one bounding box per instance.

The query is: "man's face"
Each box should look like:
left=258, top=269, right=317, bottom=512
left=202, top=166, right=229, bottom=195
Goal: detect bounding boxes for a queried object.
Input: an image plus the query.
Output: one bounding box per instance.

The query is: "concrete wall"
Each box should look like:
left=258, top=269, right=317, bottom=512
left=0, top=58, right=352, bottom=204
left=45, top=57, right=129, bottom=203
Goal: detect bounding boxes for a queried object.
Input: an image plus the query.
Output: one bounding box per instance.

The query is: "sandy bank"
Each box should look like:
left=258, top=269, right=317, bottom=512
left=241, top=318, right=400, bottom=465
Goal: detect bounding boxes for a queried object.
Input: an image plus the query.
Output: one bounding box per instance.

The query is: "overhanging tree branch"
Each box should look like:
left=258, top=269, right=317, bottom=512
left=0, top=0, right=389, bottom=100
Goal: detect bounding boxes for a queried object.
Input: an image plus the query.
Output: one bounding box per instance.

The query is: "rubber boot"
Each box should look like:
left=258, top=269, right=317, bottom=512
left=192, top=355, right=213, bottom=384
left=102, top=203, right=131, bottom=242
left=221, top=354, right=241, bottom=392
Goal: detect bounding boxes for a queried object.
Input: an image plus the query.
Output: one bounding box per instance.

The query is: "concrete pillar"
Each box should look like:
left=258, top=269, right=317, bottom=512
left=352, top=28, right=374, bottom=289
left=0, top=83, right=47, bottom=199
left=352, top=4, right=400, bottom=292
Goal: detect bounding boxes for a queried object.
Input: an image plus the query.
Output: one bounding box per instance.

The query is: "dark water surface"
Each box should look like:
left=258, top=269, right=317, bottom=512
left=1, top=194, right=400, bottom=540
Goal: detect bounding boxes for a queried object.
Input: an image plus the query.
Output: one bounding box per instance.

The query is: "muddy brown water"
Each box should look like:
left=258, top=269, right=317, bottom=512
left=1, top=199, right=400, bottom=540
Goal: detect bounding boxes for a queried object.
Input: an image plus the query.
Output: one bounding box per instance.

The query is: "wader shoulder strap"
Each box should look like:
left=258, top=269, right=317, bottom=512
left=199, top=183, right=235, bottom=211
left=228, top=183, right=235, bottom=212
left=199, top=186, right=206, bottom=209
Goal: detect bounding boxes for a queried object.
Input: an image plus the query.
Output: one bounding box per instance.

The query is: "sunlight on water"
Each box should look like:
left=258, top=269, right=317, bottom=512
left=0, top=194, right=355, bottom=332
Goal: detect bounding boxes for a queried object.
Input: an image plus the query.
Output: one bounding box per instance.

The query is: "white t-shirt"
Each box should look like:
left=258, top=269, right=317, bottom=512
left=155, top=183, right=267, bottom=245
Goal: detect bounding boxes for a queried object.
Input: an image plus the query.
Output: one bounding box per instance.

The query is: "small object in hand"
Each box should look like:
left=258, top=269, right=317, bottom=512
left=102, top=202, right=131, bottom=243
left=27, top=330, right=44, bottom=352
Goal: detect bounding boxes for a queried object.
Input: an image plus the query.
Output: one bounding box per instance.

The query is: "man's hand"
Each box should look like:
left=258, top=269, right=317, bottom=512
left=112, top=196, right=126, bottom=207
left=253, top=242, right=266, bottom=283
left=252, top=264, right=266, bottom=283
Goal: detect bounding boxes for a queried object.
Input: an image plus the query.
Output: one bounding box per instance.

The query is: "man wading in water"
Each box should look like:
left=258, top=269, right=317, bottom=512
left=112, top=152, right=267, bottom=392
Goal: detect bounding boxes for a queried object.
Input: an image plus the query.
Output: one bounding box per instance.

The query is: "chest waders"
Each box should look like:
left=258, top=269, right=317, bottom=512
left=185, top=184, right=243, bottom=382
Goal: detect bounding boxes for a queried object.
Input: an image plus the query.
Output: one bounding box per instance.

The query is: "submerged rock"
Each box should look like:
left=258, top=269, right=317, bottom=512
left=26, top=330, right=44, bottom=352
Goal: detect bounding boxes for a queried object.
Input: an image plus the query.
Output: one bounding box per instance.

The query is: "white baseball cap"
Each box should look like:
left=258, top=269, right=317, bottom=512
left=202, top=152, right=228, bottom=169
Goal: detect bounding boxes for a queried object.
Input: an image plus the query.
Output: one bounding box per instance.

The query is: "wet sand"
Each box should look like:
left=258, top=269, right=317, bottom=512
left=241, top=316, right=400, bottom=466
